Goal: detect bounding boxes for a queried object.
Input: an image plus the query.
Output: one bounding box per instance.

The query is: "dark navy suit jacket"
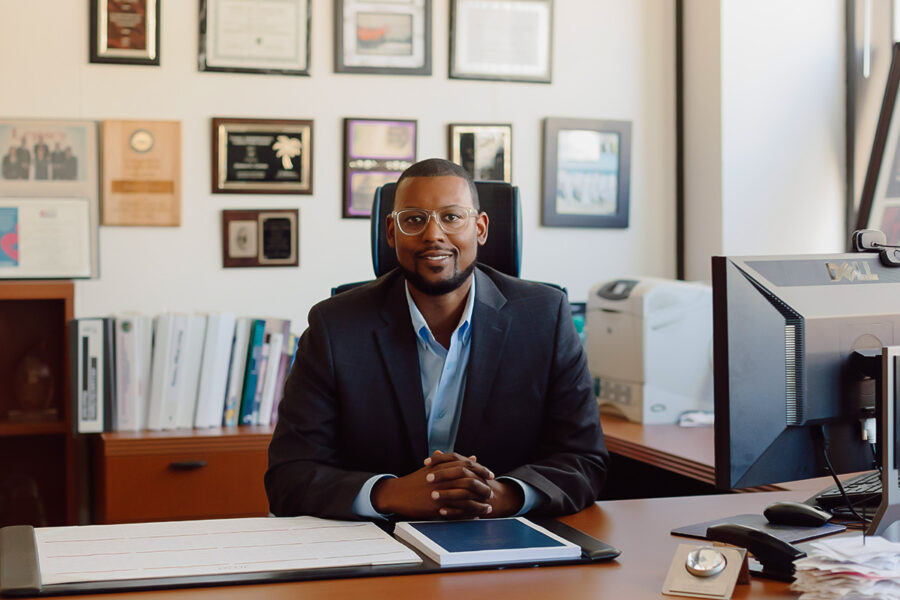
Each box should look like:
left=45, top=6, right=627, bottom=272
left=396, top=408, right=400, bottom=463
left=265, top=265, right=608, bottom=519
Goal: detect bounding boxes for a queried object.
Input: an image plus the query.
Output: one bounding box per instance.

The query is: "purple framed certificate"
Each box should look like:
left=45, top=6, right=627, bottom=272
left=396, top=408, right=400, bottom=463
left=342, top=118, right=416, bottom=218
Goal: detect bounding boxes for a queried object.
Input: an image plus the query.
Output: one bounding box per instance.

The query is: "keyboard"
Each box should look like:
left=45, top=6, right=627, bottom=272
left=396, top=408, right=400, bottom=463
left=813, top=471, right=883, bottom=512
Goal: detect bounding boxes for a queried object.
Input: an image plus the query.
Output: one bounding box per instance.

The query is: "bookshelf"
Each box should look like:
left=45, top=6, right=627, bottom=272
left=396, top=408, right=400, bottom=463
left=0, top=280, right=80, bottom=528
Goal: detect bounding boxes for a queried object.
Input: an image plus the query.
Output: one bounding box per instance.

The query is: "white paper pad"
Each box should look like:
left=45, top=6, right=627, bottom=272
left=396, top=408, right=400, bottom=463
left=792, top=535, right=900, bottom=600
left=35, top=517, right=421, bottom=585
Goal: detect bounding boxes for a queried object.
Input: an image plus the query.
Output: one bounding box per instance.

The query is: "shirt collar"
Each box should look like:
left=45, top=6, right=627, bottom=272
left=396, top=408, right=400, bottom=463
left=405, top=274, right=476, bottom=345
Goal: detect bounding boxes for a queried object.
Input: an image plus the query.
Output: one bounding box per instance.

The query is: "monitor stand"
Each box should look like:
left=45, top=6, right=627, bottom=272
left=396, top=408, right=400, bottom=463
left=870, top=346, right=900, bottom=541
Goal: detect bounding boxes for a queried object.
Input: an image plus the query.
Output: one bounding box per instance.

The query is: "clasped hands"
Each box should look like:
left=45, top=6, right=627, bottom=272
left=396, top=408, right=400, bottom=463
left=371, top=451, right=524, bottom=520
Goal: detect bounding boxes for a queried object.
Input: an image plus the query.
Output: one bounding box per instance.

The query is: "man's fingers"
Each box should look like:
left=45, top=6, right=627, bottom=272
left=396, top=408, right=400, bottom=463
left=427, top=460, right=494, bottom=481
left=425, top=451, right=469, bottom=466
left=431, top=484, right=492, bottom=502
left=436, top=499, right=492, bottom=517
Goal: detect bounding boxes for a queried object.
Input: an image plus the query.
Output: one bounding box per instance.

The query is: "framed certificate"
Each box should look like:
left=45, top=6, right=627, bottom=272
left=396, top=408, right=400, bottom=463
left=199, top=0, right=311, bottom=76
left=335, top=0, right=431, bottom=75
left=541, top=117, right=631, bottom=228
left=0, top=198, right=92, bottom=279
left=450, top=0, right=553, bottom=83
left=448, top=123, right=512, bottom=182
left=101, top=120, right=181, bottom=226
left=222, top=209, right=299, bottom=268
left=90, top=0, right=161, bottom=66
left=343, top=118, right=416, bottom=219
left=212, top=118, right=313, bottom=194
left=0, top=119, right=99, bottom=277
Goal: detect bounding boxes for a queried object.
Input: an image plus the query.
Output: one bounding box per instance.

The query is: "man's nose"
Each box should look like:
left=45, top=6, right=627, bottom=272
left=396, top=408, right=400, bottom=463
left=420, top=213, right=446, bottom=240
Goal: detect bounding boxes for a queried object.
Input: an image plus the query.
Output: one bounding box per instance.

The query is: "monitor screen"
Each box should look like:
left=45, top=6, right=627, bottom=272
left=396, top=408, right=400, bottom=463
left=711, top=253, right=900, bottom=489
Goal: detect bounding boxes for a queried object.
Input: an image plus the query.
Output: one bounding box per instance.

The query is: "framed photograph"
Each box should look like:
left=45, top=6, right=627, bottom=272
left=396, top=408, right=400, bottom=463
left=335, top=0, right=431, bottom=75
left=541, top=118, right=631, bottom=229
left=343, top=118, right=416, bottom=218
left=90, top=0, right=160, bottom=65
left=199, top=0, right=311, bottom=76
left=222, top=209, right=298, bottom=268
left=101, top=120, right=181, bottom=226
left=212, top=118, right=313, bottom=195
left=0, top=119, right=99, bottom=277
left=448, top=123, right=512, bottom=182
left=449, top=0, right=553, bottom=83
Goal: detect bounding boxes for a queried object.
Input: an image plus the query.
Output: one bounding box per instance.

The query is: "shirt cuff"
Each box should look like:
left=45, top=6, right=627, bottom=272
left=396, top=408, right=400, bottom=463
left=351, top=474, right=396, bottom=519
left=498, top=476, right=545, bottom=516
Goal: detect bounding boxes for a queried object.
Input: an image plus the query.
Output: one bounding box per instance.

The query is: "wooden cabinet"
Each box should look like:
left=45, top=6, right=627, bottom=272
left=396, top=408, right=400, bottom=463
left=93, top=427, right=273, bottom=524
left=0, top=281, right=79, bottom=528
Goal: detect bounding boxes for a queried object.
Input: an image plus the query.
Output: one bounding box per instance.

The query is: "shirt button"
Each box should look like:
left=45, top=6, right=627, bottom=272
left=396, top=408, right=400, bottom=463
left=437, top=411, right=446, bottom=419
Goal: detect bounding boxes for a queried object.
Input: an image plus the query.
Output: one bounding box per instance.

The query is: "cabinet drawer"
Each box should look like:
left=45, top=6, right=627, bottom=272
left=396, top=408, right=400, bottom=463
left=94, top=428, right=272, bottom=524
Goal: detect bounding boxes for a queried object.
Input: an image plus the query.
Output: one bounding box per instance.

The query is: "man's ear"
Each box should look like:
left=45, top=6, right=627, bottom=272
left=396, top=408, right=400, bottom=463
left=476, top=212, right=489, bottom=247
left=386, top=213, right=396, bottom=248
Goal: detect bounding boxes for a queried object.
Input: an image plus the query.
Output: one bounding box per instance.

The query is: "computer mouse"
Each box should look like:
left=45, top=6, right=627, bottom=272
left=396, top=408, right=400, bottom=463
left=763, top=501, right=831, bottom=527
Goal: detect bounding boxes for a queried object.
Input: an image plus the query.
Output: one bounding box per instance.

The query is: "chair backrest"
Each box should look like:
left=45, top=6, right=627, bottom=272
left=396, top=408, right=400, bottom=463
left=370, top=181, right=522, bottom=278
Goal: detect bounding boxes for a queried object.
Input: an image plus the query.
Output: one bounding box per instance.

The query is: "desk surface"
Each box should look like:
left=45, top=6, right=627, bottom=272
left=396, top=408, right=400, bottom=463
left=62, top=491, right=822, bottom=600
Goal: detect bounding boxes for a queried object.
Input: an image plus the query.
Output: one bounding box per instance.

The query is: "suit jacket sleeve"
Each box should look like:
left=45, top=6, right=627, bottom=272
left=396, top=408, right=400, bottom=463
left=265, top=305, right=376, bottom=519
left=503, top=294, right=609, bottom=515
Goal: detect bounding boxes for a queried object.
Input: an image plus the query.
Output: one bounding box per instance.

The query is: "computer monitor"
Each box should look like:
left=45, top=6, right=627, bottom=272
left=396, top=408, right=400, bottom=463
left=711, top=253, right=900, bottom=491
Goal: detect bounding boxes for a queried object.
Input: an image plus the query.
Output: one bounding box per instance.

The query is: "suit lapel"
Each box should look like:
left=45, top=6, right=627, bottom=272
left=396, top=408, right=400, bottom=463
left=373, top=274, right=428, bottom=461
left=455, top=268, right=510, bottom=454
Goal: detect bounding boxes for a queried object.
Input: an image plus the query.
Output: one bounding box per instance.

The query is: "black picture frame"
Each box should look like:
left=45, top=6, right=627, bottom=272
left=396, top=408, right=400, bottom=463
left=335, top=0, right=432, bottom=76
left=199, top=0, right=311, bottom=76
left=211, top=118, right=314, bottom=195
left=342, top=118, right=417, bottom=219
left=541, top=118, right=631, bottom=229
left=448, top=123, right=512, bottom=183
left=89, top=0, right=161, bottom=66
left=449, top=0, right=553, bottom=83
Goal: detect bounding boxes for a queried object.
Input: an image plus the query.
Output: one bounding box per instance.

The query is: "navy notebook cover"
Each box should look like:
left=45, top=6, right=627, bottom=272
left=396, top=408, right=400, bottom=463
left=408, top=519, right=566, bottom=552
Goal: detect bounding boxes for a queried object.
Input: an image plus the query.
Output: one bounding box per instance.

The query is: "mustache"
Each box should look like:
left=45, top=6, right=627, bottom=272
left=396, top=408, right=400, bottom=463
left=414, top=246, right=458, bottom=257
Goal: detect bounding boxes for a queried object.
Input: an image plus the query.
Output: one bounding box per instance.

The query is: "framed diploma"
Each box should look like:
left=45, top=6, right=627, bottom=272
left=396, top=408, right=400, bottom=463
left=343, top=118, right=416, bottom=219
left=100, top=120, right=181, bottom=226
left=222, top=209, right=298, bottom=268
left=450, top=0, right=553, bottom=83
left=448, top=123, right=512, bottom=183
left=335, top=0, right=432, bottom=75
left=90, top=0, right=161, bottom=66
left=0, top=198, right=92, bottom=279
left=212, top=118, right=313, bottom=194
left=199, top=0, right=311, bottom=76
left=541, top=117, right=631, bottom=228
left=0, top=119, right=99, bottom=278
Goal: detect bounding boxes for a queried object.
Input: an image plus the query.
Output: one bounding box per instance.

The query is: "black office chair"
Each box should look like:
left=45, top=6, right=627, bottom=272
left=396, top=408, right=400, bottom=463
left=332, top=181, right=564, bottom=296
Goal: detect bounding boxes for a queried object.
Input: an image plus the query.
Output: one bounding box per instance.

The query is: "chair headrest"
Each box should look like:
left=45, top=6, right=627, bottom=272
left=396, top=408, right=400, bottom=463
left=371, top=181, right=522, bottom=278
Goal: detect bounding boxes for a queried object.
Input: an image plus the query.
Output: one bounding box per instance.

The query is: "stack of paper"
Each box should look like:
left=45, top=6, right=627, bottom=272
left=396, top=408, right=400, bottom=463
left=791, top=535, right=900, bottom=599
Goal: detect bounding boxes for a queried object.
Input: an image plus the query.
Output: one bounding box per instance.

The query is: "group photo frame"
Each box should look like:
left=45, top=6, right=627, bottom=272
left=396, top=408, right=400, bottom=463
left=212, top=118, right=313, bottom=195
left=0, top=119, right=99, bottom=278
left=335, top=0, right=432, bottom=75
left=199, top=0, right=311, bottom=76
left=541, top=117, right=631, bottom=229
left=449, top=0, right=553, bottom=83
left=90, top=0, right=161, bottom=66
left=448, top=123, right=512, bottom=183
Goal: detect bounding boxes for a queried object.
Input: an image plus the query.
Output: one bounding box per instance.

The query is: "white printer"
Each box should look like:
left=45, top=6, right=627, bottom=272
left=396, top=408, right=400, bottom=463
left=585, top=277, right=713, bottom=424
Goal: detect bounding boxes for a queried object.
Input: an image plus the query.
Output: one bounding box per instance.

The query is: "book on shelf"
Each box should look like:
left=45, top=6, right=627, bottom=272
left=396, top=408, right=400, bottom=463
left=113, top=315, right=152, bottom=432
left=194, top=313, right=237, bottom=428
left=174, top=315, right=207, bottom=430
left=147, top=313, right=188, bottom=431
left=238, top=319, right=267, bottom=426
left=269, top=332, right=298, bottom=426
left=69, top=318, right=116, bottom=434
left=257, top=332, right=283, bottom=427
left=223, top=317, right=252, bottom=427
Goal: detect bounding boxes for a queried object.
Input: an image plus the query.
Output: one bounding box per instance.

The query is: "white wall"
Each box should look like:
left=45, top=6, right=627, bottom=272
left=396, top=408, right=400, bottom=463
left=0, top=0, right=677, bottom=328
left=684, top=0, right=846, bottom=281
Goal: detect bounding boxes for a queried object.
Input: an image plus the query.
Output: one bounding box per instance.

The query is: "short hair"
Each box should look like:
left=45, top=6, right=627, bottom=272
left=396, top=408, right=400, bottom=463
left=396, top=158, right=479, bottom=210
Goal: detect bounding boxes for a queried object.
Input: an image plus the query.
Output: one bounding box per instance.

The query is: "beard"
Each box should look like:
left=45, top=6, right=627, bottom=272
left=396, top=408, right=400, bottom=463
left=401, top=259, right=476, bottom=296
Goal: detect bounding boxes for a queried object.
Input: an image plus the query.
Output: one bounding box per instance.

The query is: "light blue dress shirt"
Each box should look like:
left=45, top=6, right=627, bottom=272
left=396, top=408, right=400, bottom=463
left=352, top=277, right=542, bottom=518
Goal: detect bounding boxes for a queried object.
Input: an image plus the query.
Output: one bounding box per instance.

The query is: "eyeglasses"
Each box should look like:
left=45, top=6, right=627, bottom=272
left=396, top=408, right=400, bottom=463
left=391, top=206, right=479, bottom=236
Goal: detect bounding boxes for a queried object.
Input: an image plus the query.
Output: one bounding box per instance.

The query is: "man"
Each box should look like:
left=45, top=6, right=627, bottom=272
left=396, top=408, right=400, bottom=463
left=266, top=158, right=607, bottom=520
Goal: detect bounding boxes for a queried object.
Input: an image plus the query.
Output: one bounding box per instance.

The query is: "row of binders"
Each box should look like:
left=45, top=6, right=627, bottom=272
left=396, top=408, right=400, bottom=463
left=70, top=314, right=298, bottom=433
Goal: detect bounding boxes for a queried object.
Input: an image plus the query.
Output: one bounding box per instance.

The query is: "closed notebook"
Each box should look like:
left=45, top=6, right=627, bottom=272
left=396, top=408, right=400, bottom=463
left=393, top=517, right=581, bottom=567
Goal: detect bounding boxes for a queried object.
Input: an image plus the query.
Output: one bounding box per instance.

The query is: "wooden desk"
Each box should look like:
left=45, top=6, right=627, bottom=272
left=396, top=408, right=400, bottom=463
left=63, top=491, right=811, bottom=600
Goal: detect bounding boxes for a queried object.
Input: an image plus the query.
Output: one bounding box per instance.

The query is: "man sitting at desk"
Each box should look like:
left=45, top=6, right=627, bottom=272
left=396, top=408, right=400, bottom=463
left=266, top=158, right=608, bottom=520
